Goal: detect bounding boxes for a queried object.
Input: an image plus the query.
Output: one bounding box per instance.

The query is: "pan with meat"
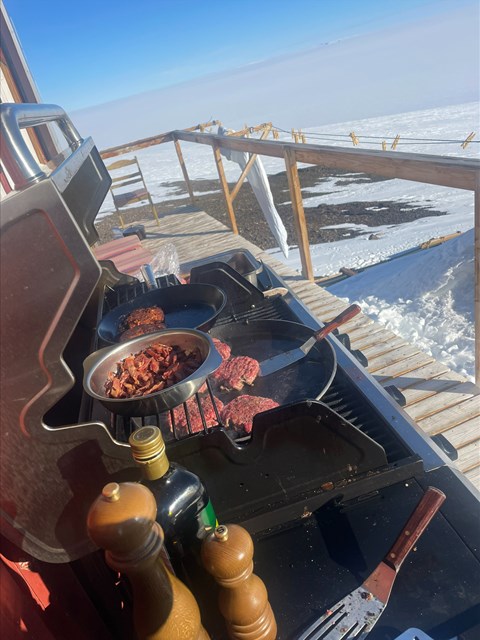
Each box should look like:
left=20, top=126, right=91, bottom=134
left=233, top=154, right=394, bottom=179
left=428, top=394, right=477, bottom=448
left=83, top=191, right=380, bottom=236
left=97, top=283, right=226, bottom=345
left=208, top=320, right=337, bottom=408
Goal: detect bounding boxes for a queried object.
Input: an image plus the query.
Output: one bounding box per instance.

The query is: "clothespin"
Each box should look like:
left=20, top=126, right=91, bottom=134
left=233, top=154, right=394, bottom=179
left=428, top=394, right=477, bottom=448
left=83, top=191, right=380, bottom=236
left=349, top=131, right=359, bottom=146
left=291, top=128, right=295, bottom=141
left=391, top=134, right=400, bottom=150
left=302, top=134, right=306, bottom=144
left=461, top=132, right=476, bottom=149
left=382, top=140, right=387, bottom=151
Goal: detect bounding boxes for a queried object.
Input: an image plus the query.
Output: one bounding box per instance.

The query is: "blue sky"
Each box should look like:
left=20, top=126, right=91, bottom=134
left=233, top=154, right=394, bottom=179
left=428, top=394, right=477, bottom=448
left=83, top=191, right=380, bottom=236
left=4, top=0, right=477, bottom=111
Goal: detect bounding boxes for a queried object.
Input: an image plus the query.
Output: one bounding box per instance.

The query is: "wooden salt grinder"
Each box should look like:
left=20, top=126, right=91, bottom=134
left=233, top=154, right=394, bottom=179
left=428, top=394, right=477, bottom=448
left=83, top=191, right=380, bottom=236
left=201, top=524, right=277, bottom=640
left=87, top=482, right=209, bottom=640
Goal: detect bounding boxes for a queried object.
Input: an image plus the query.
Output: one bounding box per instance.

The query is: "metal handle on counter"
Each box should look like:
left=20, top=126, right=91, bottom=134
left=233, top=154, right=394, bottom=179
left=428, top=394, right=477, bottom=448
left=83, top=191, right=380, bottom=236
left=0, top=103, right=83, bottom=190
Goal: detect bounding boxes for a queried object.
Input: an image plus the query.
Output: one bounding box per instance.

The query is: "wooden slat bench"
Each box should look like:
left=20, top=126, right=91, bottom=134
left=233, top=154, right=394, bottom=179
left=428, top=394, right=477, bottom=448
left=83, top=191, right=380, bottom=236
left=92, top=236, right=153, bottom=276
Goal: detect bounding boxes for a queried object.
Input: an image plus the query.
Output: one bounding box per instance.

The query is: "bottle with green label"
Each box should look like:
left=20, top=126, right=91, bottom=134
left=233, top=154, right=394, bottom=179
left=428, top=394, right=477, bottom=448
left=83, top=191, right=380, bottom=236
left=128, top=426, right=217, bottom=576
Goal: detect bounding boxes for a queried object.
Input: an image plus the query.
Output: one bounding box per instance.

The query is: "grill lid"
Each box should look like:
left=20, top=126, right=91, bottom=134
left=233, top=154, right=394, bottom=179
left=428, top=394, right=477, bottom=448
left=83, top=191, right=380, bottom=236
left=0, top=104, right=131, bottom=563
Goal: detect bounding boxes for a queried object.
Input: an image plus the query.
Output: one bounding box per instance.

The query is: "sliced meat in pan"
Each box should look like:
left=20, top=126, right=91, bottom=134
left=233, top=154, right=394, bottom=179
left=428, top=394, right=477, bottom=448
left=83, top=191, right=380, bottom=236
left=212, top=338, right=231, bottom=361
left=210, top=355, right=260, bottom=391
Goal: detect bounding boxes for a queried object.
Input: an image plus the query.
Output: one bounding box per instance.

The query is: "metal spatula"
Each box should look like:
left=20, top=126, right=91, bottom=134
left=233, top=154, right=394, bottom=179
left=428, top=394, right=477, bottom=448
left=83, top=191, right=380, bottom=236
left=258, top=304, right=361, bottom=377
left=298, top=487, right=446, bottom=640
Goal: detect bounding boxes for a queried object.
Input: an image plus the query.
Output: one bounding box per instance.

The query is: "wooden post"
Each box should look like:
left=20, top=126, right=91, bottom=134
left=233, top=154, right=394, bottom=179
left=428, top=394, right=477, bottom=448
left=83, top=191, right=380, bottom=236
left=173, top=136, right=196, bottom=206
left=230, top=124, right=272, bottom=202
left=283, top=146, right=314, bottom=281
left=462, top=132, right=476, bottom=149
left=475, top=180, right=480, bottom=384
left=212, top=144, right=239, bottom=234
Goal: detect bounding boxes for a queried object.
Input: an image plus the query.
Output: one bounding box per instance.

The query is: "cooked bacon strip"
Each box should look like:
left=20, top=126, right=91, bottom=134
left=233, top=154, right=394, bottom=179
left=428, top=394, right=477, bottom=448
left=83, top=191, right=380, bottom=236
left=105, top=342, right=202, bottom=399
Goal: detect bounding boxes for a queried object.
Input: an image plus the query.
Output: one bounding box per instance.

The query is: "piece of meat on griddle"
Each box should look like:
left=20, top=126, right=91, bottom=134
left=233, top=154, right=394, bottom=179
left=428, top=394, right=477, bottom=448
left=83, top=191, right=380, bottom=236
left=119, top=322, right=166, bottom=342
left=220, top=395, right=279, bottom=434
left=121, top=306, right=165, bottom=331
left=212, top=338, right=231, bottom=361
left=169, top=394, right=224, bottom=435
left=210, top=355, right=259, bottom=391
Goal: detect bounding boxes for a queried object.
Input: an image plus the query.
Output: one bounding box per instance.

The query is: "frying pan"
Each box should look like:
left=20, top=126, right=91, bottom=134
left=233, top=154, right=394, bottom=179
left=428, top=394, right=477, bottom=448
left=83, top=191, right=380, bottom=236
left=209, top=320, right=337, bottom=406
left=97, top=283, right=226, bottom=345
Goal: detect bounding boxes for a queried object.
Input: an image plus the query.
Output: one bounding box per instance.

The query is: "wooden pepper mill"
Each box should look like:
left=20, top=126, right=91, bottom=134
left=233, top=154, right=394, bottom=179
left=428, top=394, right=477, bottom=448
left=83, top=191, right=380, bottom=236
left=87, top=481, right=210, bottom=640
left=201, top=524, right=277, bottom=640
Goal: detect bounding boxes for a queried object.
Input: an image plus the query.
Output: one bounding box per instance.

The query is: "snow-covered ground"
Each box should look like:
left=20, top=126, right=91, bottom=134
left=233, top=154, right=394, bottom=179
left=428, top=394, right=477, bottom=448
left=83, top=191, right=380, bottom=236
left=330, top=229, right=475, bottom=381
left=97, top=102, right=479, bottom=380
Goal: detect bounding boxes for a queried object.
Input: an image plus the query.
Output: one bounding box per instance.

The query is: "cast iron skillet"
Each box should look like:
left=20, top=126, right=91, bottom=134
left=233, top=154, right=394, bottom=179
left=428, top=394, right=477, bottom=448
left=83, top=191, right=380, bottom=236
left=209, top=319, right=337, bottom=405
left=97, top=283, right=226, bottom=345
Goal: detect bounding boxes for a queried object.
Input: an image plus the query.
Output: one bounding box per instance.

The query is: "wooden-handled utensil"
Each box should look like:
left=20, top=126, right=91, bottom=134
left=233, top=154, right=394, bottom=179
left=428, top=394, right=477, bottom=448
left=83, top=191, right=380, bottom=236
left=258, top=303, right=361, bottom=377
left=298, top=486, right=446, bottom=640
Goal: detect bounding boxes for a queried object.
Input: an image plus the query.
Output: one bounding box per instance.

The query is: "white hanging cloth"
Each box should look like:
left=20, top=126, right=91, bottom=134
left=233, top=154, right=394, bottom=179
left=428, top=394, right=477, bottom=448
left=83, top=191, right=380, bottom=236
left=218, top=126, right=289, bottom=258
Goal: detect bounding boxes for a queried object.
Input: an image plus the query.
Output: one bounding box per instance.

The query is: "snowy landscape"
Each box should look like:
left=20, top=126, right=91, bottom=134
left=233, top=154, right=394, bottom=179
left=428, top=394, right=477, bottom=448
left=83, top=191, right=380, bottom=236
left=96, top=101, right=478, bottom=381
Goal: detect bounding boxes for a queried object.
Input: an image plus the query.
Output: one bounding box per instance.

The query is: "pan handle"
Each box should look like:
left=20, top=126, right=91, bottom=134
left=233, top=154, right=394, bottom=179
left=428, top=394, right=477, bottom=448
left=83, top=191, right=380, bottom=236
left=384, top=486, right=446, bottom=571
left=313, top=304, right=361, bottom=342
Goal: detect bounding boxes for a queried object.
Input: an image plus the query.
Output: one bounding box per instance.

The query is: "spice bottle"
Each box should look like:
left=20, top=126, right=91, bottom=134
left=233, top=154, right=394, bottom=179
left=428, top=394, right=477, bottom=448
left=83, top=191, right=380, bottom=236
left=128, top=426, right=217, bottom=571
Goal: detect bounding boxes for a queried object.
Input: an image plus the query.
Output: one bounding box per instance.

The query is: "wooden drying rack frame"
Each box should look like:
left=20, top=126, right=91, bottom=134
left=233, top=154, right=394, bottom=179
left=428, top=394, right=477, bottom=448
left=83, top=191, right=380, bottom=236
left=100, top=121, right=480, bottom=383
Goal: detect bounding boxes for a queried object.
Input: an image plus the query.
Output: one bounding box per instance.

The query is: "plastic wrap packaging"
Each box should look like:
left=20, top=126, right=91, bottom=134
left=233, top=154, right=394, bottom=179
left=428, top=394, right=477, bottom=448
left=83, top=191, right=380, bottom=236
left=150, top=242, right=180, bottom=277
left=133, top=242, right=183, bottom=283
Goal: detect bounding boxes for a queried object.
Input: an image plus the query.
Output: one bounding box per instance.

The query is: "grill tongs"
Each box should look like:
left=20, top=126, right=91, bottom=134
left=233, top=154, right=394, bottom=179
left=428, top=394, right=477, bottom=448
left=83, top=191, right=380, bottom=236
left=298, top=487, right=446, bottom=640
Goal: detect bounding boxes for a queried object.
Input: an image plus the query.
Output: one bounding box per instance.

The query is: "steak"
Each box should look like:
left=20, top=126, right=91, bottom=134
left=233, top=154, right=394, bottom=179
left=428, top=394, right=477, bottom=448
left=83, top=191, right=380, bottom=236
left=211, top=355, right=259, bottom=391
left=121, top=306, right=165, bottom=332
left=169, top=394, right=224, bottom=435
left=220, top=395, right=279, bottom=434
left=212, top=338, right=231, bottom=361
left=119, top=322, right=166, bottom=342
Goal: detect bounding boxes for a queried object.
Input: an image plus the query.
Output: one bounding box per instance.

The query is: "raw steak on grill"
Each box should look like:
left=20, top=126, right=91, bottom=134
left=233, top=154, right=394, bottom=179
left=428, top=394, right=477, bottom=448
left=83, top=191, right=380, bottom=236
left=211, top=355, right=259, bottom=391
left=169, top=394, right=224, bottom=435
left=212, top=338, right=231, bottom=361
left=220, top=395, right=279, bottom=434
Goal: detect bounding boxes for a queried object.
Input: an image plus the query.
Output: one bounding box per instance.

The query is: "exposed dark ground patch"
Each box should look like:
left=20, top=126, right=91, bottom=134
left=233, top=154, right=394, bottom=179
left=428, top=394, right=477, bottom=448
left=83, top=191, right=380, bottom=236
left=95, top=164, right=445, bottom=247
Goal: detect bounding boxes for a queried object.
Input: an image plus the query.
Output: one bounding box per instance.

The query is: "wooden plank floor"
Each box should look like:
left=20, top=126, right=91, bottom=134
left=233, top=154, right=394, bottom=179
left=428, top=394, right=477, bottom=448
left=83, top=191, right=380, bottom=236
left=140, top=207, right=480, bottom=489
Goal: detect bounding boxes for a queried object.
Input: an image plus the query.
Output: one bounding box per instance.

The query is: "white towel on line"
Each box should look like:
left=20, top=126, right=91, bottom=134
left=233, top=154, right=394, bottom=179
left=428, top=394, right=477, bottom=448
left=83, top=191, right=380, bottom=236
left=218, top=126, right=289, bottom=258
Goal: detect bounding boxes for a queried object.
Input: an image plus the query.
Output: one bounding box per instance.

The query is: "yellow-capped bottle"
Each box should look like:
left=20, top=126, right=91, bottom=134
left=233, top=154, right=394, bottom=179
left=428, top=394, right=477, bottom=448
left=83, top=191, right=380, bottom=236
left=129, top=426, right=217, bottom=573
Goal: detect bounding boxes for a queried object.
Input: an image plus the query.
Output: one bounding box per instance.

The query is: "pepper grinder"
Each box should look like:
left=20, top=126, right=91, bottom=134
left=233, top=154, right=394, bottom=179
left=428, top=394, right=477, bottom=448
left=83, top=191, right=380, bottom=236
left=201, top=524, right=277, bottom=640
left=87, top=481, right=210, bottom=640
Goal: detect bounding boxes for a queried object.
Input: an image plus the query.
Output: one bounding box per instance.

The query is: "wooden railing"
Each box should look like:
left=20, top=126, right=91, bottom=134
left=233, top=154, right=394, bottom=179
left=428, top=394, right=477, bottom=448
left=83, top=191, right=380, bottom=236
left=100, top=127, right=480, bottom=383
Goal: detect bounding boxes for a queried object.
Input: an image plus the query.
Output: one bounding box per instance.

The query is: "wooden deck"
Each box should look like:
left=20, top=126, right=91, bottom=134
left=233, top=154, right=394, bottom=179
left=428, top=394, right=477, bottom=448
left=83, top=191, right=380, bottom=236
left=139, top=206, right=480, bottom=490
